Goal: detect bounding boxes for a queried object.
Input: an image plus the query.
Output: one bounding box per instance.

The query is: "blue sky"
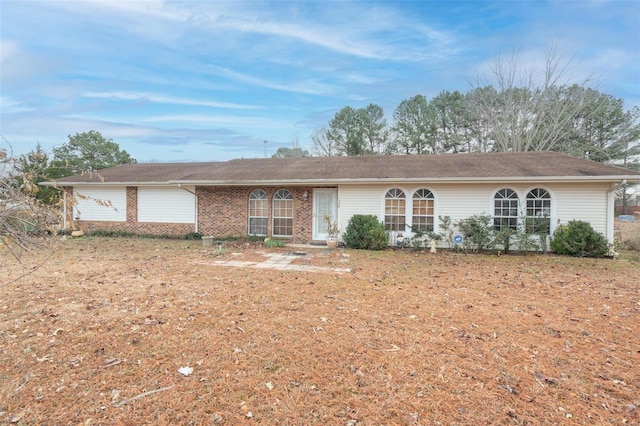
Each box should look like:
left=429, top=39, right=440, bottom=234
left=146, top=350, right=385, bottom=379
left=1, top=0, right=639, bottom=163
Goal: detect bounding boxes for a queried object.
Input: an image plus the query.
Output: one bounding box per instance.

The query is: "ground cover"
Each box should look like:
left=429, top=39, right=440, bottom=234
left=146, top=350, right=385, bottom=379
left=1, top=226, right=639, bottom=425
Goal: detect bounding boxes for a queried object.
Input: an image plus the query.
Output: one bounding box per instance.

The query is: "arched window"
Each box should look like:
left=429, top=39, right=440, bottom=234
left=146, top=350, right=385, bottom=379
left=248, top=189, right=268, bottom=236
left=412, top=189, right=435, bottom=232
left=384, top=188, right=406, bottom=231
left=526, top=188, right=551, bottom=234
left=493, top=188, right=519, bottom=231
left=272, top=189, right=294, bottom=237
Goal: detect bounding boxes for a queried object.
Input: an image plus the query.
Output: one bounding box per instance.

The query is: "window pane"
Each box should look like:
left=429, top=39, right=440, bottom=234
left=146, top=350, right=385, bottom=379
left=525, top=188, right=551, bottom=234
left=385, top=188, right=406, bottom=231
left=493, top=189, right=519, bottom=231
left=272, top=189, right=293, bottom=237
left=248, top=189, right=268, bottom=236
left=412, top=189, right=435, bottom=232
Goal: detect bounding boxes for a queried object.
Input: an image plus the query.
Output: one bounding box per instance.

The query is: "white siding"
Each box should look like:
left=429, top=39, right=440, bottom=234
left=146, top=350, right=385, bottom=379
left=338, top=182, right=612, bottom=239
left=73, top=186, right=126, bottom=222
left=138, top=186, right=195, bottom=223
left=552, top=183, right=611, bottom=238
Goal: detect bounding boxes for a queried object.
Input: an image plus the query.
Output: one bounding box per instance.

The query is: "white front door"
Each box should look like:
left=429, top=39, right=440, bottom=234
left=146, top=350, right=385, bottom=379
left=313, top=189, right=338, bottom=240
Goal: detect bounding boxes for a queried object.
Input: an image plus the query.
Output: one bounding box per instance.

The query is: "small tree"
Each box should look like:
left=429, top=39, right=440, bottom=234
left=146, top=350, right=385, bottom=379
left=49, top=131, right=135, bottom=178
left=13, top=144, right=61, bottom=205
left=1, top=144, right=56, bottom=265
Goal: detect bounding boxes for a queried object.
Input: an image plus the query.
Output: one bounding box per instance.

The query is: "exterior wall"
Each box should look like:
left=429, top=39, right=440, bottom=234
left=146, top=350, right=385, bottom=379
left=64, top=181, right=614, bottom=243
left=552, top=182, right=612, bottom=242
left=197, top=186, right=315, bottom=243
left=338, top=182, right=613, bottom=242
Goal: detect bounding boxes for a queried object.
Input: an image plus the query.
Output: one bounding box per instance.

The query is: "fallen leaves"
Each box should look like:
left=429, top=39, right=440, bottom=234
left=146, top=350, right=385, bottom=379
left=1, top=237, right=639, bottom=424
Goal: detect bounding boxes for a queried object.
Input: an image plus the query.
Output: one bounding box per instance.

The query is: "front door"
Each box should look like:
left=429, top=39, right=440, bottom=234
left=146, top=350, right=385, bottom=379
left=313, top=189, right=338, bottom=241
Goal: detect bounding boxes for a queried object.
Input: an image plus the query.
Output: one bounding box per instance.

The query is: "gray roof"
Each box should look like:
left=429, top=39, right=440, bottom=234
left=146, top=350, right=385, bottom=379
left=49, top=152, right=640, bottom=186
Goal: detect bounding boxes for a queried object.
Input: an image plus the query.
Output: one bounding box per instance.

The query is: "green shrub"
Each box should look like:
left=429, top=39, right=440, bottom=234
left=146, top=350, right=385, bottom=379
left=550, top=220, right=608, bottom=258
left=184, top=232, right=202, bottom=240
left=458, top=214, right=496, bottom=251
left=494, top=228, right=515, bottom=253
left=88, top=229, right=136, bottom=238
left=342, top=215, right=388, bottom=250
left=264, top=237, right=286, bottom=248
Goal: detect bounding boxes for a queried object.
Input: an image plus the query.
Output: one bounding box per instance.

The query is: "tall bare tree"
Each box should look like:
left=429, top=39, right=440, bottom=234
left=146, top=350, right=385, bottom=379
left=467, top=46, right=596, bottom=152
left=311, top=128, right=337, bottom=157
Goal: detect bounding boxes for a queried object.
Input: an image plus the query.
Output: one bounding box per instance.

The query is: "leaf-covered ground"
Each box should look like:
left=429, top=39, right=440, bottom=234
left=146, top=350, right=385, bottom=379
left=1, top=232, right=639, bottom=425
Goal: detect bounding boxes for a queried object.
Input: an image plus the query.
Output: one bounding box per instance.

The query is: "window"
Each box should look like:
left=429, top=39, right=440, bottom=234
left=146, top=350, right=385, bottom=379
left=272, top=189, right=293, bottom=237
left=412, top=189, right=434, bottom=232
left=493, top=188, right=519, bottom=231
left=384, top=188, right=406, bottom=231
left=526, top=188, right=551, bottom=234
left=248, top=189, right=268, bottom=236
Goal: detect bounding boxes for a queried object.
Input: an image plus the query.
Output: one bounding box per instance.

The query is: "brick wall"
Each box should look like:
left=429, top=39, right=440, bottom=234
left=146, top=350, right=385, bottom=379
left=126, top=187, right=137, bottom=222
left=197, top=186, right=316, bottom=243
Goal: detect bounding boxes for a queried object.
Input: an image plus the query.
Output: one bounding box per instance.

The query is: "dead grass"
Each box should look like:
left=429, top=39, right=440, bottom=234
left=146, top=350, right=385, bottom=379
left=1, top=236, right=639, bottom=425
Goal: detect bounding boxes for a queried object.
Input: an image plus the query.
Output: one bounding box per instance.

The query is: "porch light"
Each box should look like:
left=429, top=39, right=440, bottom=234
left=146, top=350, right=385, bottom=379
left=303, top=191, right=308, bottom=201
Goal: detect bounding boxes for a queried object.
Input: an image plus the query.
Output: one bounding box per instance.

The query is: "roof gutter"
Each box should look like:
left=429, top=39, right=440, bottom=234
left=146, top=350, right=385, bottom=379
left=41, top=175, right=640, bottom=187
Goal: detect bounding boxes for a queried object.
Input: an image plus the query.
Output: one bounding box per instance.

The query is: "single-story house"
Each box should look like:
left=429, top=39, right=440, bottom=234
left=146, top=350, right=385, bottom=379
left=46, top=152, right=640, bottom=246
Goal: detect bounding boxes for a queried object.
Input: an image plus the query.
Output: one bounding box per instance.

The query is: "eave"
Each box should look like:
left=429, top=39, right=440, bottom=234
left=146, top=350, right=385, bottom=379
left=41, top=175, right=639, bottom=187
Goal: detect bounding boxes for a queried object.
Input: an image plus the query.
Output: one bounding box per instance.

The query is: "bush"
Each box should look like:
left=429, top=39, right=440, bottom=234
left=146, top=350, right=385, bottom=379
left=264, top=237, right=286, bottom=248
left=88, top=229, right=136, bottom=238
left=458, top=214, right=496, bottom=251
left=342, top=215, right=388, bottom=250
left=622, top=233, right=640, bottom=251
left=550, top=220, right=608, bottom=258
left=184, top=232, right=202, bottom=240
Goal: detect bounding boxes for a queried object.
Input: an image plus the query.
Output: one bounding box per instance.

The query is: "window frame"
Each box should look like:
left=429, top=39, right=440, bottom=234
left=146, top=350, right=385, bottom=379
left=493, top=188, right=519, bottom=232
left=525, top=188, right=552, bottom=235
left=248, top=189, right=268, bottom=236
left=411, top=188, right=435, bottom=233
left=384, top=188, right=407, bottom=232
left=272, top=189, right=294, bottom=237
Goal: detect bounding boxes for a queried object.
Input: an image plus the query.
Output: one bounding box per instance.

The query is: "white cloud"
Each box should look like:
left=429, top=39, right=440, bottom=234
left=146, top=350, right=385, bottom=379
left=0, top=96, right=34, bottom=113
left=140, top=113, right=291, bottom=129
left=82, top=91, right=261, bottom=110
left=207, top=66, right=337, bottom=96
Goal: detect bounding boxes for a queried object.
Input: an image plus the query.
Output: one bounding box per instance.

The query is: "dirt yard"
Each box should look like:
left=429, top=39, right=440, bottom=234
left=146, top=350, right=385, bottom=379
left=1, top=232, right=639, bottom=425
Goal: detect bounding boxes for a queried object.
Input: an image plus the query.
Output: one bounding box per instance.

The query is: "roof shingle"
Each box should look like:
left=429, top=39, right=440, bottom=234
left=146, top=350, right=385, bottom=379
left=50, top=152, right=640, bottom=185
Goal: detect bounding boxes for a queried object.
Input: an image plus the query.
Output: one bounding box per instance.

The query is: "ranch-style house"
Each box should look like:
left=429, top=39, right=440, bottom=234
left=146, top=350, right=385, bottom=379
left=47, top=151, right=640, bottom=246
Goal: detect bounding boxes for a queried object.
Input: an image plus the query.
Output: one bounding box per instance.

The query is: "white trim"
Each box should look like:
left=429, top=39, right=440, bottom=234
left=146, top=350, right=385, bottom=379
left=313, top=188, right=338, bottom=241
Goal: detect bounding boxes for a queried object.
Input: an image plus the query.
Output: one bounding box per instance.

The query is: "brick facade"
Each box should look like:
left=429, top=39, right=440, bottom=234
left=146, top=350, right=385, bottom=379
left=197, top=186, right=316, bottom=243
left=66, top=185, right=321, bottom=242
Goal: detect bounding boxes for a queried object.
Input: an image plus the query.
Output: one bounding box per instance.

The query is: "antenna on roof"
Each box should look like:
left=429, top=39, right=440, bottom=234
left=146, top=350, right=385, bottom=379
left=263, top=140, right=268, bottom=158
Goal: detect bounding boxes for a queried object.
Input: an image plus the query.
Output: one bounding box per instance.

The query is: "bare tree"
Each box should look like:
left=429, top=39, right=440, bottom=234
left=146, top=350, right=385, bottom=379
left=467, top=45, right=597, bottom=152
left=1, top=141, right=57, bottom=269
left=311, top=127, right=338, bottom=156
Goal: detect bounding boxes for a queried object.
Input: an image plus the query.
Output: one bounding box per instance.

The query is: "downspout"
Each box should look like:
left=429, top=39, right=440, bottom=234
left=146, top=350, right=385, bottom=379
left=178, top=184, right=198, bottom=234
left=63, top=189, right=67, bottom=230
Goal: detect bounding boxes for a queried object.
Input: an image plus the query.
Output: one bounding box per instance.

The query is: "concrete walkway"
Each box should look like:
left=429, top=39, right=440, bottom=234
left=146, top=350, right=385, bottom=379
left=206, top=251, right=351, bottom=274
